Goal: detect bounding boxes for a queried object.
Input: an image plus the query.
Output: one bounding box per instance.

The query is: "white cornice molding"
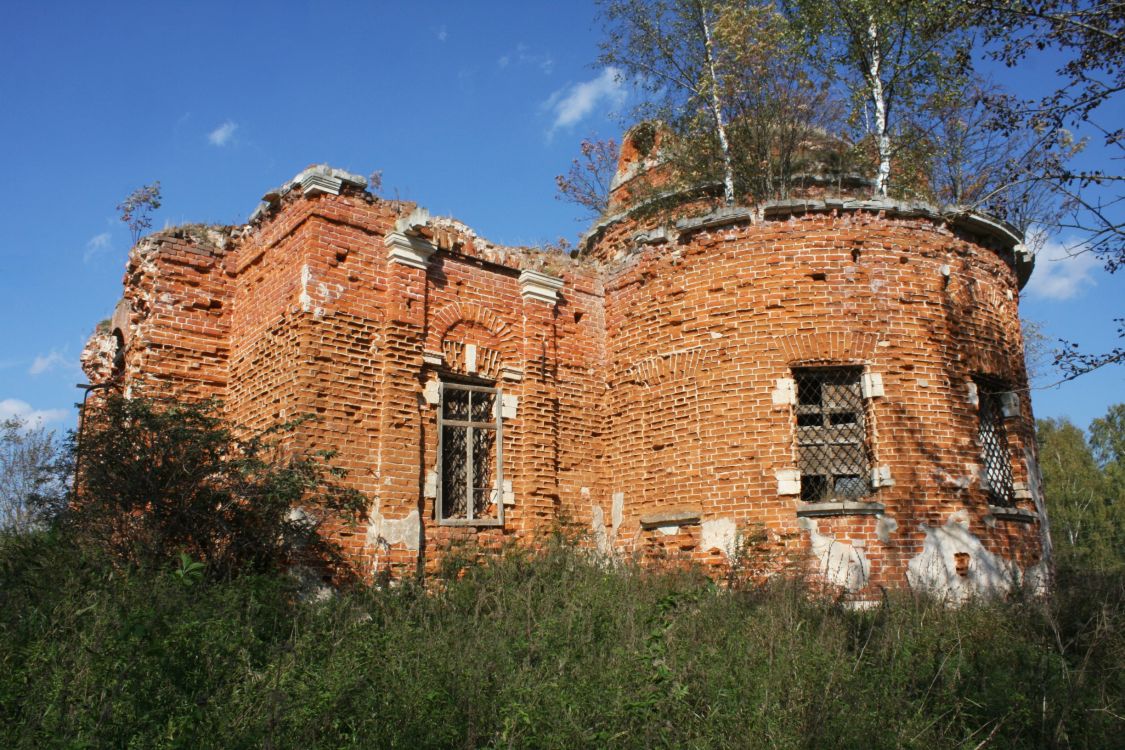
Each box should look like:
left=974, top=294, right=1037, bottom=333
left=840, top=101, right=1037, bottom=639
left=385, top=231, right=436, bottom=270
left=296, top=165, right=367, bottom=197
left=518, top=269, right=564, bottom=304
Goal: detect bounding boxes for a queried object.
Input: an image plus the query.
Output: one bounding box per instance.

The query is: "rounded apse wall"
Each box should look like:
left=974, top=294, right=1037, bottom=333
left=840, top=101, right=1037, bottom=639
left=591, top=202, right=1045, bottom=596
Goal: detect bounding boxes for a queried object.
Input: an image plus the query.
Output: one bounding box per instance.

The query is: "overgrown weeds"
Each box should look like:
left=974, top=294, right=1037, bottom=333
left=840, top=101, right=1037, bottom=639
left=1, top=535, right=1121, bottom=749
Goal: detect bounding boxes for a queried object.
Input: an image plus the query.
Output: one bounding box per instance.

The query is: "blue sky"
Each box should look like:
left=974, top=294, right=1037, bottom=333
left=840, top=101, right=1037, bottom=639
left=0, top=1, right=1119, bottom=435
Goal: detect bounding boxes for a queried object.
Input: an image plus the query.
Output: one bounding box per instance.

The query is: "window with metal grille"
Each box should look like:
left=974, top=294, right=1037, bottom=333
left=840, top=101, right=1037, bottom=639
left=793, top=367, right=870, bottom=502
left=438, top=381, right=504, bottom=525
left=977, top=382, right=1015, bottom=507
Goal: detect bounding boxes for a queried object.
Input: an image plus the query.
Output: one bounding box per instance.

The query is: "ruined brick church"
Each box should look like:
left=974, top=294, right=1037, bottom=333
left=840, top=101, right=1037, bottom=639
left=82, top=130, right=1050, bottom=599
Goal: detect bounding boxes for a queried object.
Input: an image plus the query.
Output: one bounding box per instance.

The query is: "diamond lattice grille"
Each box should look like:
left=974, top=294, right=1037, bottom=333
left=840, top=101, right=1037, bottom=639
left=978, top=387, right=1015, bottom=507
left=793, top=368, right=870, bottom=502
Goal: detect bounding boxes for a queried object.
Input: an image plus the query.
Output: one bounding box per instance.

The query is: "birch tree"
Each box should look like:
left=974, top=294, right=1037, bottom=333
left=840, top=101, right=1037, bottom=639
left=597, top=0, right=838, bottom=204
left=785, top=0, right=973, bottom=197
left=598, top=0, right=737, bottom=204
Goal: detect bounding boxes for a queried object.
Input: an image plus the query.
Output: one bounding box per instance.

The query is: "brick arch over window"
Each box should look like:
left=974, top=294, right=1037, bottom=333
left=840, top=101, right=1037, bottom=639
left=777, top=331, right=879, bottom=364
left=427, top=301, right=517, bottom=360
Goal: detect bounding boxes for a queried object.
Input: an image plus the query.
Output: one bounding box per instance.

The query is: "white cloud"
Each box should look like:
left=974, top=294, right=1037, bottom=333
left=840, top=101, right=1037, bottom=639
left=0, top=399, right=69, bottom=427
left=83, top=232, right=111, bottom=263
left=208, top=120, right=238, bottom=147
left=1024, top=235, right=1100, bottom=301
left=498, top=43, right=553, bottom=74
left=29, top=351, right=71, bottom=376
left=543, top=67, right=626, bottom=135
left=436, top=25, right=448, bottom=42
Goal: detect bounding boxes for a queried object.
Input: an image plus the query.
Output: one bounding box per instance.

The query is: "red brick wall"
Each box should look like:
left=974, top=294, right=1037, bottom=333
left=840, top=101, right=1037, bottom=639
left=84, top=174, right=1047, bottom=598
left=594, top=208, right=1043, bottom=596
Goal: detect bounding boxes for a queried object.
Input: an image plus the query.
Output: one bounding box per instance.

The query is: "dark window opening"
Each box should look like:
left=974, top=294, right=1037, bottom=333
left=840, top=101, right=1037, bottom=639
left=111, top=329, right=126, bottom=379
left=793, top=367, right=870, bottom=502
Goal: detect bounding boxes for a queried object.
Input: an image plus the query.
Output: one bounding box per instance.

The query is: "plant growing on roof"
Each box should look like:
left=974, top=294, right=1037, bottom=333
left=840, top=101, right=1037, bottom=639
left=117, top=181, right=162, bottom=245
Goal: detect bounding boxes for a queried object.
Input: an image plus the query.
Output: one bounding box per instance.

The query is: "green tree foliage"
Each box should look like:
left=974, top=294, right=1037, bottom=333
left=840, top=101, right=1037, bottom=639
left=1038, top=409, right=1125, bottom=571
left=1090, top=402, right=1125, bottom=497
left=597, top=0, right=740, bottom=204
left=0, top=419, right=66, bottom=532
left=116, top=181, right=162, bottom=245
left=973, top=0, right=1123, bottom=265
left=970, top=1, right=1124, bottom=379
left=784, top=0, right=974, bottom=198
left=596, top=0, right=839, bottom=205
left=68, top=395, right=364, bottom=579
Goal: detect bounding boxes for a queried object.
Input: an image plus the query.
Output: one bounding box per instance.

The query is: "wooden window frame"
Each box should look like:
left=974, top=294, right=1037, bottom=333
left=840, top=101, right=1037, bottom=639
left=436, top=380, right=505, bottom=527
left=792, top=366, right=873, bottom=503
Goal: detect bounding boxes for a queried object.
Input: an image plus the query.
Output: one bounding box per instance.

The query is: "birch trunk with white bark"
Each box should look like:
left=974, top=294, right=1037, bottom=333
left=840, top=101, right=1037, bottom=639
left=867, top=17, right=891, bottom=197
left=701, top=5, right=737, bottom=206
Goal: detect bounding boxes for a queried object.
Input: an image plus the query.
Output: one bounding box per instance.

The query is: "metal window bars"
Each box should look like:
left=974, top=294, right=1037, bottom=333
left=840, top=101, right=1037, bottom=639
left=977, top=384, right=1016, bottom=507
left=793, top=367, right=870, bottom=502
left=437, top=381, right=504, bottom=525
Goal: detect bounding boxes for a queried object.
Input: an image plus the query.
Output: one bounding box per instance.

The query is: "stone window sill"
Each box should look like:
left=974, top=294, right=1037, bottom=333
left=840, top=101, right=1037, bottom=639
left=438, top=518, right=504, bottom=528
left=796, top=501, right=885, bottom=518
left=988, top=506, right=1039, bottom=523
left=640, top=508, right=702, bottom=528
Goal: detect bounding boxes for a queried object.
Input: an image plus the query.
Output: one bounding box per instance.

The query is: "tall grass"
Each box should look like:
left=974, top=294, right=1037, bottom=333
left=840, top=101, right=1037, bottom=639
left=1, top=533, right=1121, bottom=749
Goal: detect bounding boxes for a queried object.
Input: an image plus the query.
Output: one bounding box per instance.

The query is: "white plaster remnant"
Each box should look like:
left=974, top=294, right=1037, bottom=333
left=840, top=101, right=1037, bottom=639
left=423, top=379, right=440, bottom=405
left=366, top=507, right=421, bottom=552
left=772, top=377, right=797, bottom=405
left=502, top=394, right=518, bottom=419
left=701, top=517, right=737, bottom=557
left=776, top=468, right=801, bottom=495
left=798, top=517, right=870, bottom=591
left=611, top=492, right=624, bottom=529
left=424, top=470, right=437, bottom=498
left=465, top=343, right=478, bottom=373
left=870, top=465, right=894, bottom=488
left=999, top=391, right=1020, bottom=418
left=655, top=524, right=680, bottom=536
left=316, top=279, right=343, bottom=309
left=591, top=503, right=611, bottom=554
left=875, top=515, right=898, bottom=543
left=966, top=380, right=979, bottom=406
left=502, top=479, right=515, bottom=506
left=906, top=514, right=1020, bottom=602
left=861, top=372, right=884, bottom=398
left=299, top=264, right=314, bottom=313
